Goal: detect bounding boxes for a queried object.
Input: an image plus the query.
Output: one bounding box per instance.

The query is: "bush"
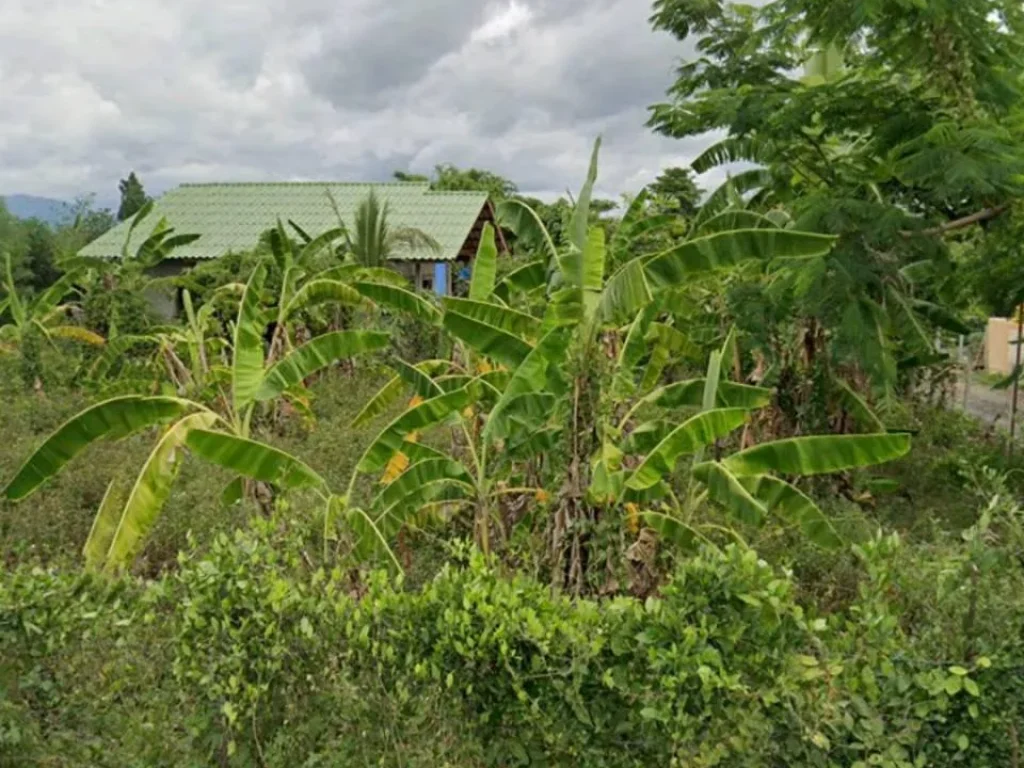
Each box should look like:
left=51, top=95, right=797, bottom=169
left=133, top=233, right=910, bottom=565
left=3, top=504, right=1024, bottom=766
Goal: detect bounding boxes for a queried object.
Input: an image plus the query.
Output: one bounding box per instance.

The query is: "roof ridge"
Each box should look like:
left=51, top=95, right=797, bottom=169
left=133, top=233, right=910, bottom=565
left=177, top=181, right=430, bottom=188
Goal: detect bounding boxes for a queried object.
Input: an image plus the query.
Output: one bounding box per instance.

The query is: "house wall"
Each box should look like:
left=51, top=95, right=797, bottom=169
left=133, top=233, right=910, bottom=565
left=144, top=260, right=194, bottom=320
left=985, top=317, right=1023, bottom=374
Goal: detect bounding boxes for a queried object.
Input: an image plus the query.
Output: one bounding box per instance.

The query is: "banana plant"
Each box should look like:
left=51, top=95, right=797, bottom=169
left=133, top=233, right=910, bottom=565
left=2, top=262, right=390, bottom=573
left=263, top=220, right=439, bottom=364
left=617, top=333, right=912, bottom=552
left=337, top=353, right=557, bottom=559
left=445, top=138, right=838, bottom=589
left=0, top=253, right=104, bottom=385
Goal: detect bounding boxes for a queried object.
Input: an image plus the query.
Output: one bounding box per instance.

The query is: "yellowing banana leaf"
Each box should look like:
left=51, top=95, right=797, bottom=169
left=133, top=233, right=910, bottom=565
left=4, top=396, right=193, bottom=501
left=644, top=229, right=836, bottom=288
left=185, top=429, right=326, bottom=490
left=357, top=389, right=472, bottom=474
left=723, top=433, right=911, bottom=477
left=256, top=330, right=390, bottom=401
left=83, top=477, right=129, bottom=572
left=47, top=325, right=106, bottom=346
left=627, top=408, right=750, bottom=491
left=102, top=412, right=218, bottom=573
left=374, top=458, right=473, bottom=511
left=231, top=263, right=267, bottom=411
left=693, top=461, right=767, bottom=526
left=442, top=311, right=534, bottom=369
left=739, top=475, right=842, bottom=550
left=469, top=222, right=498, bottom=301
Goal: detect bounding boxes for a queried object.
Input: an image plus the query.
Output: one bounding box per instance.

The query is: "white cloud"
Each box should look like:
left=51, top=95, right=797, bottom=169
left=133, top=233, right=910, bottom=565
left=0, top=0, right=716, bottom=208
left=471, top=1, right=533, bottom=43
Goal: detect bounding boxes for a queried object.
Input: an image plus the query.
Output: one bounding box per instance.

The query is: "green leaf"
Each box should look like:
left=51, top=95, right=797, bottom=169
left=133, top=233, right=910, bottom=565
left=256, top=331, right=390, bottom=401
left=495, top=200, right=558, bottom=264
left=627, top=408, right=750, bottom=491
left=357, top=389, right=472, bottom=474
left=393, top=359, right=447, bottom=398
left=312, top=265, right=407, bottom=286
left=739, top=475, right=842, bottom=549
left=442, top=297, right=541, bottom=339
left=89, top=335, right=158, bottom=380
left=887, top=286, right=933, bottom=353
left=484, top=328, right=569, bottom=443
left=284, top=279, right=364, bottom=318
left=723, top=434, right=912, bottom=477
left=835, top=379, right=886, bottom=432
left=469, top=222, right=498, bottom=301
left=496, top=259, right=547, bottom=297
left=642, top=511, right=702, bottom=552
left=693, top=462, right=767, bottom=526
left=598, top=258, right=653, bottom=325
left=912, top=299, right=971, bottom=335
left=34, top=270, right=82, bottom=318
left=569, top=137, right=601, bottom=252
left=298, top=226, right=345, bottom=263
left=644, top=229, right=836, bottom=288
left=693, top=210, right=780, bottom=236
left=442, top=311, right=533, bottom=369
left=3, top=254, right=25, bottom=327
left=350, top=375, right=404, bottom=428
left=221, top=477, right=244, bottom=506
left=4, top=396, right=193, bottom=501
left=650, top=379, right=773, bottom=410
left=232, top=263, right=268, bottom=411
left=103, top=412, right=218, bottom=572
left=186, top=429, right=326, bottom=490
left=353, top=281, right=440, bottom=323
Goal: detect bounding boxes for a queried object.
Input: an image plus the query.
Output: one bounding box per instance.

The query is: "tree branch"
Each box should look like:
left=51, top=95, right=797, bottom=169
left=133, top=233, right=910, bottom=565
left=902, top=204, right=1009, bottom=238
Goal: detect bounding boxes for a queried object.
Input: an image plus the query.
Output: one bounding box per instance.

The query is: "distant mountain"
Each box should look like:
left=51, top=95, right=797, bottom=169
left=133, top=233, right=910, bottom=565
left=2, top=194, right=71, bottom=224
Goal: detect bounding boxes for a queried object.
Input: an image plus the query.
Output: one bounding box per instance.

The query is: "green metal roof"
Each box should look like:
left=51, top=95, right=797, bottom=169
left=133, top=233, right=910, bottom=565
left=79, top=182, right=489, bottom=262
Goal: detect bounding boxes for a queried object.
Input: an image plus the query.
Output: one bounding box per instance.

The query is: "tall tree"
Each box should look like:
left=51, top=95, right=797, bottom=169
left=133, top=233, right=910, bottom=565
left=647, top=0, right=1024, bottom=394
left=117, top=172, right=151, bottom=222
left=649, top=167, right=704, bottom=217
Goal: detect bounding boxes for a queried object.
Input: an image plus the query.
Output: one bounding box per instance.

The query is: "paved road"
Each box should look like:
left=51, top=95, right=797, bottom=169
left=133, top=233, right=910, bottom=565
left=959, top=378, right=1016, bottom=428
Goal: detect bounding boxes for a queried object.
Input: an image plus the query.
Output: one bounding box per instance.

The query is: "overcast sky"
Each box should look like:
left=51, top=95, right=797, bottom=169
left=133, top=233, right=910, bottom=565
left=0, top=0, right=714, bottom=207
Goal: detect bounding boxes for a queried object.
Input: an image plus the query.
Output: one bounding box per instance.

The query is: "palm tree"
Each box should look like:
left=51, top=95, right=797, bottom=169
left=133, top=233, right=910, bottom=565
left=334, top=189, right=441, bottom=268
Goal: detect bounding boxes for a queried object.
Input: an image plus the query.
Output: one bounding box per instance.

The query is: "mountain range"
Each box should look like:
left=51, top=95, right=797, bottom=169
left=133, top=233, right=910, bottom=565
left=2, top=194, right=71, bottom=224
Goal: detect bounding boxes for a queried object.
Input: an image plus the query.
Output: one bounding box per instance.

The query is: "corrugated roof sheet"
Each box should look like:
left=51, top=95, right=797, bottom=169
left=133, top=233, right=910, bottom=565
left=79, top=182, right=488, bottom=262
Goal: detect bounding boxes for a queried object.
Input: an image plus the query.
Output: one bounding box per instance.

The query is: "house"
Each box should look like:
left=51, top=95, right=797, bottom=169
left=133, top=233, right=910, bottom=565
left=985, top=316, right=1024, bottom=375
left=78, top=181, right=500, bottom=316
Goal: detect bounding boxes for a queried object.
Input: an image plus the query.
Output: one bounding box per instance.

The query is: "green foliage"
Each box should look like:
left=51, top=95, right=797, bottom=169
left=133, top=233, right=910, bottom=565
left=5, top=515, right=1024, bottom=766
left=116, top=171, right=151, bottom=222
